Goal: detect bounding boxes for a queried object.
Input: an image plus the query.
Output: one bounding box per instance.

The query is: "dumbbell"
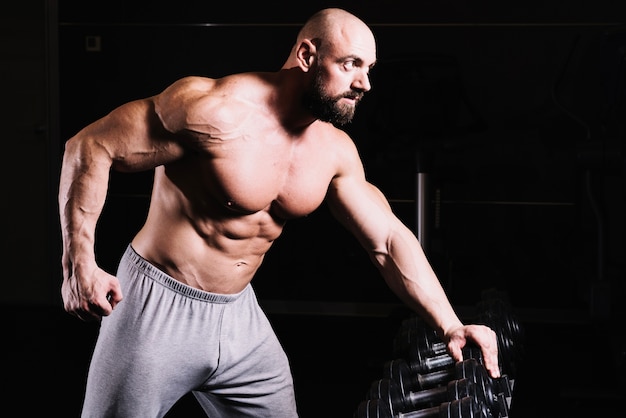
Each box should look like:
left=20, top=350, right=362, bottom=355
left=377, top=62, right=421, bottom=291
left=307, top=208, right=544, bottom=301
left=400, top=294, right=522, bottom=343
left=395, top=316, right=517, bottom=381
left=393, top=318, right=479, bottom=367
left=393, top=316, right=447, bottom=357
left=393, top=302, right=522, bottom=354
left=367, top=377, right=477, bottom=414
left=393, top=321, right=455, bottom=374
left=355, top=395, right=493, bottom=418
left=382, top=358, right=511, bottom=416
left=476, top=289, right=523, bottom=347
left=393, top=334, right=489, bottom=379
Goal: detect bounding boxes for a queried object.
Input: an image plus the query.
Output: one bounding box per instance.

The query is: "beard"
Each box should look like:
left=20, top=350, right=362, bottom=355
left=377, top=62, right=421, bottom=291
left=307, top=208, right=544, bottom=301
left=302, top=66, right=364, bottom=127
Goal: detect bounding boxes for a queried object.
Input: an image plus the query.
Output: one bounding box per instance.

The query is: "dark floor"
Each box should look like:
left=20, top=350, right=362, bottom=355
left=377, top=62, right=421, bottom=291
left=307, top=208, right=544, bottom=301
left=3, top=303, right=625, bottom=417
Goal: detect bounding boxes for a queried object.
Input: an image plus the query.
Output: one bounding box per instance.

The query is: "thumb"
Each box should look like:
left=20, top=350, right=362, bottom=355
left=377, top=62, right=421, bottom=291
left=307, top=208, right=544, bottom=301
left=447, top=340, right=464, bottom=363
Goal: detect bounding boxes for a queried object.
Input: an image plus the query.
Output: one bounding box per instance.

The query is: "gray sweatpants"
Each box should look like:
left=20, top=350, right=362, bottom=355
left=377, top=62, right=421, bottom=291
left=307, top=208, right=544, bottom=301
left=82, top=245, right=298, bottom=417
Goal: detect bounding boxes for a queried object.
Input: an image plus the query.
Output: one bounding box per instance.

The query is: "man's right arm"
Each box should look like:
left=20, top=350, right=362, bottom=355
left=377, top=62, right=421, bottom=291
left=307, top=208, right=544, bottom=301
left=59, top=97, right=185, bottom=320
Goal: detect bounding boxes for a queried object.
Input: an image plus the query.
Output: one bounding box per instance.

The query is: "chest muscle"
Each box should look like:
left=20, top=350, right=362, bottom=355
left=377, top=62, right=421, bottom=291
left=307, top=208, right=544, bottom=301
left=167, top=138, right=334, bottom=219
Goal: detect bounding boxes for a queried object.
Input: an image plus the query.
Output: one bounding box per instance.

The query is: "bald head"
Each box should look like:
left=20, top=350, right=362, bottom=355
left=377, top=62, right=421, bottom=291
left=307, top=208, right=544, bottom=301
left=298, top=8, right=369, bottom=44
left=283, top=8, right=376, bottom=69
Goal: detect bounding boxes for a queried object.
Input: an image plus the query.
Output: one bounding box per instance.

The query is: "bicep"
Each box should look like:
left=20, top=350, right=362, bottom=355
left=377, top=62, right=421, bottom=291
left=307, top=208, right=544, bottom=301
left=324, top=130, right=396, bottom=250
left=326, top=175, right=395, bottom=253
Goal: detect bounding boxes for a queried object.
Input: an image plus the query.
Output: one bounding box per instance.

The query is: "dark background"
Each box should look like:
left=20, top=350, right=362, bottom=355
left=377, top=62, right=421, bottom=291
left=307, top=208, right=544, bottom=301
left=2, top=1, right=625, bottom=416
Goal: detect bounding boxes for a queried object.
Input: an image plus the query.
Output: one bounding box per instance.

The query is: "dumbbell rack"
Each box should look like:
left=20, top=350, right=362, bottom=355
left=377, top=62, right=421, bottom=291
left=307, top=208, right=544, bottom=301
left=353, top=294, right=523, bottom=418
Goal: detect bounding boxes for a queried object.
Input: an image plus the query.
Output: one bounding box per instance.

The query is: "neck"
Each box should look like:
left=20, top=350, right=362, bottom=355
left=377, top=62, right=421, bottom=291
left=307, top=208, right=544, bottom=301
left=273, top=68, right=318, bottom=131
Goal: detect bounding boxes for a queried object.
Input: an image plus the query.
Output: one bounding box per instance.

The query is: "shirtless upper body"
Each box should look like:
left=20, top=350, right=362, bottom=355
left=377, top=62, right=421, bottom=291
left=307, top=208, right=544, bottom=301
left=58, top=8, right=501, bottom=378
left=134, top=73, right=365, bottom=293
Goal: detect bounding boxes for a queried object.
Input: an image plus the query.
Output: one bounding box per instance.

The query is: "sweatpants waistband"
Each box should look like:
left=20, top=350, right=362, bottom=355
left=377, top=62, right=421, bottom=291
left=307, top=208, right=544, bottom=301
left=122, top=244, right=250, bottom=304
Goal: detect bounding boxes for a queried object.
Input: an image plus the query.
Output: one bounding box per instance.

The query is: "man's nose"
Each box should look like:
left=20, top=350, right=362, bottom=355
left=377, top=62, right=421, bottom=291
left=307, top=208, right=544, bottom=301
left=353, top=71, right=371, bottom=92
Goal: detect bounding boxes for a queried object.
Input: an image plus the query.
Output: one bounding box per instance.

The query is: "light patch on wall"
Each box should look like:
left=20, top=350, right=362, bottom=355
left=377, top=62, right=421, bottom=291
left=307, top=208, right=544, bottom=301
left=85, top=35, right=101, bottom=52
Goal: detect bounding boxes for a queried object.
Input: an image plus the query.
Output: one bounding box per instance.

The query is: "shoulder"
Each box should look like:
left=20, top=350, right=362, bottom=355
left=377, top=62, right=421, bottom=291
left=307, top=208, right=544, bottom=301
left=311, top=122, right=365, bottom=177
left=160, top=73, right=268, bottom=103
left=160, top=74, right=259, bottom=93
left=154, top=73, right=270, bottom=133
left=164, top=75, right=216, bottom=91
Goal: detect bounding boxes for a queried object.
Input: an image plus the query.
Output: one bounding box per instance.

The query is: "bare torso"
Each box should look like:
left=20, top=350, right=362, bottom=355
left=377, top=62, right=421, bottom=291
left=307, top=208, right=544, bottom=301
left=131, top=74, right=350, bottom=293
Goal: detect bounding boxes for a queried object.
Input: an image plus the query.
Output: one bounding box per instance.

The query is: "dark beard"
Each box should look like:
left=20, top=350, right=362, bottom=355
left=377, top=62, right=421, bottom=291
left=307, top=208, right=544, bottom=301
left=302, top=68, right=363, bottom=127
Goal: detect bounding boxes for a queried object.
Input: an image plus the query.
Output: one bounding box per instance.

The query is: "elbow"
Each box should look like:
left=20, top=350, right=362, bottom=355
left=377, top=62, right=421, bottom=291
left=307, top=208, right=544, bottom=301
left=63, top=130, right=92, bottom=155
left=62, top=133, right=113, bottom=172
left=369, top=242, right=391, bottom=267
left=61, top=135, right=83, bottom=167
left=63, top=134, right=79, bottom=153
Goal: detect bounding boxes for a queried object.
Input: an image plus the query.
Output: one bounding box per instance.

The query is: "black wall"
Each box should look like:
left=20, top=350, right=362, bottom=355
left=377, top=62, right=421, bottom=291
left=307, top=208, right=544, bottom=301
left=2, top=1, right=624, bottom=416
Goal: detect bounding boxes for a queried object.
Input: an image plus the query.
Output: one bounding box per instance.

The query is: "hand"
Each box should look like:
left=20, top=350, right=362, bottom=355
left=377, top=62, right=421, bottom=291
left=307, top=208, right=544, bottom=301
left=444, top=324, right=501, bottom=378
left=61, top=266, right=123, bottom=321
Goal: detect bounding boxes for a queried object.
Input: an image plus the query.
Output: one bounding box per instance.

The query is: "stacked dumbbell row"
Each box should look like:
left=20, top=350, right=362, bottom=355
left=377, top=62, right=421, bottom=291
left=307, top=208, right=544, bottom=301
left=357, top=393, right=493, bottom=418
left=393, top=296, right=523, bottom=385
left=354, top=294, right=523, bottom=418
left=357, top=358, right=511, bottom=417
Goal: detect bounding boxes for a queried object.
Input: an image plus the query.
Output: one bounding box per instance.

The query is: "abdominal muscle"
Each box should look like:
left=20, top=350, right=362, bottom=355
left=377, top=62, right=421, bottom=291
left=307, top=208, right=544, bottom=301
left=127, top=119, right=335, bottom=294
left=131, top=191, right=285, bottom=294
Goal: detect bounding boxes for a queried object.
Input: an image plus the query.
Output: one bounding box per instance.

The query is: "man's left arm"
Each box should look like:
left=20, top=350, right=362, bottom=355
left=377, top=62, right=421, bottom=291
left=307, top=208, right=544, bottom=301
left=326, top=171, right=500, bottom=378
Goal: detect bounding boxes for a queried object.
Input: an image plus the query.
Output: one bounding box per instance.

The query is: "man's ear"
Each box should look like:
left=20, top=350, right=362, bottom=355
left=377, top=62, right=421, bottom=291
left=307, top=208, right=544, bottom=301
left=296, top=39, right=317, bottom=72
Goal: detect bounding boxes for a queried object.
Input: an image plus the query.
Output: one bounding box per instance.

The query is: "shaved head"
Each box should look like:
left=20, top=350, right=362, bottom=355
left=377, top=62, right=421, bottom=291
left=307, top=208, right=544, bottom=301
left=297, top=8, right=369, bottom=45
left=282, top=8, right=377, bottom=126
left=284, top=8, right=376, bottom=68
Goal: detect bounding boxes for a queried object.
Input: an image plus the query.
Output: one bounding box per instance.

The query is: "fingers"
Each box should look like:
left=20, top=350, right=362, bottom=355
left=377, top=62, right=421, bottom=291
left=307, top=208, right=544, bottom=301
left=62, top=272, right=123, bottom=321
left=63, top=297, right=95, bottom=322
left=446, top=325, right=501, bottom=379
left=72, top=302, right=111, bottom=322
left=106, top=286, right=124, bottom=310
left=91, top=286, right=124, bottom=317
left=480, top=335, right=501, bottom=378
left=447, top=341, right=463, bottom=363
left=470, top=325, right=500, bottom=378
left=65, top=289, right=123, bottom=322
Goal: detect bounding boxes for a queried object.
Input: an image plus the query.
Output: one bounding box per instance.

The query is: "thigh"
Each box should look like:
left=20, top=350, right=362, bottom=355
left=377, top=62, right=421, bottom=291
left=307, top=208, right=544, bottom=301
left=82, top=251, right=224, bottom=417
left=193, top=288, right=298, bottom=418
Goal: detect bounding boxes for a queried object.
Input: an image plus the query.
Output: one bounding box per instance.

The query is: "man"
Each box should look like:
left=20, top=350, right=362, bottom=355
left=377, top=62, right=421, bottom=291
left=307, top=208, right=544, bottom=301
left=59, top=8, right=500, bottom=417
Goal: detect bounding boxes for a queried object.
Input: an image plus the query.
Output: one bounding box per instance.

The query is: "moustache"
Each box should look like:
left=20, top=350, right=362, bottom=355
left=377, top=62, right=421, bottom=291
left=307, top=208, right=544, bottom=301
left=342, top=91, right=365, bottom=102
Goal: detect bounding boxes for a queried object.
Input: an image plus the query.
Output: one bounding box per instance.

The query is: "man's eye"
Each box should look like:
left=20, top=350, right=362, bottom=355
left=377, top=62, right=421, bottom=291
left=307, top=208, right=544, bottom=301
left=343, top=61, right=356, bottom=70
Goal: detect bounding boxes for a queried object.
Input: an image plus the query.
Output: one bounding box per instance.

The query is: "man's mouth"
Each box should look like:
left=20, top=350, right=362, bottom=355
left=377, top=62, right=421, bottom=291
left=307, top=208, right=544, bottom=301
left=341, top=93, right=363, bottom=104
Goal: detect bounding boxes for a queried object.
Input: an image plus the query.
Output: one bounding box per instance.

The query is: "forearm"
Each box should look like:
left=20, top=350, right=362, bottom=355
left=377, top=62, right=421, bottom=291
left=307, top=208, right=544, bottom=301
left=58, top=136, right=112, bottom=276
left=373, top=224, right=463, bottom=337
